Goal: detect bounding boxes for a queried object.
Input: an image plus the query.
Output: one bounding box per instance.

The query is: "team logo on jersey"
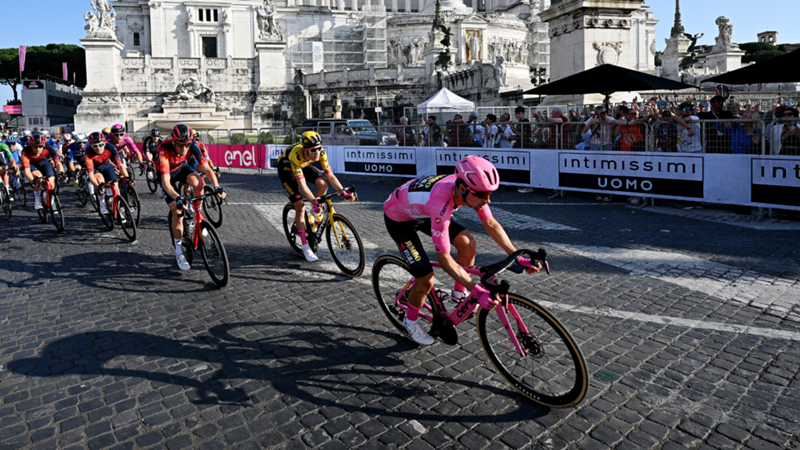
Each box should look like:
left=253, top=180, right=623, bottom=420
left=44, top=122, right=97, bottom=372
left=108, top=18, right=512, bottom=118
left=435, top=217, right=441, bottom=224
left=400, top=241, right=421, bottom=263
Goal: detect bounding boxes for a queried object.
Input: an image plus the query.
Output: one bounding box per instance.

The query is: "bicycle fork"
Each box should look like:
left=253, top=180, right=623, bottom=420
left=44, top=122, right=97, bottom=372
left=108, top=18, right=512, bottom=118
left=494, top=299, right=534, bottom=357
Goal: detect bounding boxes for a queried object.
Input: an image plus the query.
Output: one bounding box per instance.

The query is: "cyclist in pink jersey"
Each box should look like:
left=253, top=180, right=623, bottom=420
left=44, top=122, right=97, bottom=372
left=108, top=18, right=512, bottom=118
left=383, top=156, right=538, bottom=345
left=106, top=124, right=146, bottom=174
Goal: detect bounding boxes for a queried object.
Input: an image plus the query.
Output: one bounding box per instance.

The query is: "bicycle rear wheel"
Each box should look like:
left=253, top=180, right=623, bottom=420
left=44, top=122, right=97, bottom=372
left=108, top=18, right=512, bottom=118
left=167, top=210, right=195, bottom=266
left=37, top=193, right=48, bottom=223
left=76, top=177, right=88, bottom=206
left=51, top=193, right=65, bottom=233
left=326, top=214, right=365, bottom=277
left=1, top=187, right=11, bottom=220
left=146, top=166, right=158, bottom=193
left=282, top=203, right=304, bottom=257
left=372, top=255, right=435, bottom=339
left=198, top=221, right=229, bottom=287
left=116, top=196, right=137, bottom=242
left=202, top=185, right=223, bottom=228
left=476, top=293, right=588, bottom=408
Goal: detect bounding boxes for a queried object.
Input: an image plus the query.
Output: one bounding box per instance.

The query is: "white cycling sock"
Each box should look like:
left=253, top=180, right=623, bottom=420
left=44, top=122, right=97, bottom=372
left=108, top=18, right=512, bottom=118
left=174, top=238, right=183, bottom=254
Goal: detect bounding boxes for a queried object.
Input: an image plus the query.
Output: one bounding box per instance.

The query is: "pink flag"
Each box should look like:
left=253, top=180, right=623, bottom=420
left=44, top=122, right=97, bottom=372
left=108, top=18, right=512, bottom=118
left=63, top=63, right=68, bottom=81
left=73, top=72, right=76, bottom=85
left=19, top=46, right=27, bottom=72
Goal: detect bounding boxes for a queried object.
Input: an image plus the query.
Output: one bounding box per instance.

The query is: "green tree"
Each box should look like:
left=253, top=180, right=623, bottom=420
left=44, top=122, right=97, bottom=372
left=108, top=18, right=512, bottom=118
left=739, top=41, right=786, bottom=64
left=0, top=44, right=86, bottom=102
left=654, top=51, right=662, bottom=67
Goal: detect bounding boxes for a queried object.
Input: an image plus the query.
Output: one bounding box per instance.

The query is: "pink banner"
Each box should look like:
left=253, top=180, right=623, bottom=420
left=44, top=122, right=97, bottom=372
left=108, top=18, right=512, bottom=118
left=63, top=63, right=68, bottom=81
left=205, top=144, right=267, bottom=169
left=19, top=46, right=26, bottom=72
left=3, top=105, right=22, bottom=115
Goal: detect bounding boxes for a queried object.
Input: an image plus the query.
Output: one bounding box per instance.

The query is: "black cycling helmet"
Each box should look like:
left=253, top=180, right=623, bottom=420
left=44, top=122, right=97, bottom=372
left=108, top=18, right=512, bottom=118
left=171, top=124, right=193, bottom=143
left=88, top=132, right=105, bottom=146
left=111, top=124, right=125, bottom=134
left=30, top=132, right=47, bottom=147
left=150, top=128, right=161, bottom=137
left=301, top=131, right=322, bottom=149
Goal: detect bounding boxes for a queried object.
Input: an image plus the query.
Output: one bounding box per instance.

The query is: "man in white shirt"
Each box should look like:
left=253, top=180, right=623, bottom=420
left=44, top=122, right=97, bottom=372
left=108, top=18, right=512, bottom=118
left=496, top=113, right=517, bottom=148
left=483, top=114, right=499, bottom=148
left=677, top=102, right=702, bottom=153
left=467, top=112, right=485, bottom=147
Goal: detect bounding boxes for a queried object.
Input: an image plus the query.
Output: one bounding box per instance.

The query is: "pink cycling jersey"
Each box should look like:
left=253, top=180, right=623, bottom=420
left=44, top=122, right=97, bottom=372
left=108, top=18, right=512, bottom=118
left=106, top=133, right=140, bottom=155
left=384, top=174, right=492, bottom=253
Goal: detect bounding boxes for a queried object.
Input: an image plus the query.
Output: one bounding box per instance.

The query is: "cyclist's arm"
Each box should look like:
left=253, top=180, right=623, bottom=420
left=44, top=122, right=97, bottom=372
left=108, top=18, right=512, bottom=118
left=481, top=216, right=517, bottom=255
left=436, top=252, right=476, bottom=291
left=86, top=159, right=102, bottom=187
left=110, top=147, right=129, bottom=179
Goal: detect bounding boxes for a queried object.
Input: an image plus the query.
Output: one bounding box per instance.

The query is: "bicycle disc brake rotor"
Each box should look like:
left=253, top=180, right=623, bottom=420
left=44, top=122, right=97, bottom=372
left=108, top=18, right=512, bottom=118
left=519, top=332, right=544, bottom=358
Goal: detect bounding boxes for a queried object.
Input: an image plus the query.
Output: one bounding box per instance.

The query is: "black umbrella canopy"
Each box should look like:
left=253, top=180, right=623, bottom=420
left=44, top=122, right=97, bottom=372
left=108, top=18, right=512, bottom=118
left=523, top=64, right=695, bottom=96
left=703, top=49, right=800, bottom=85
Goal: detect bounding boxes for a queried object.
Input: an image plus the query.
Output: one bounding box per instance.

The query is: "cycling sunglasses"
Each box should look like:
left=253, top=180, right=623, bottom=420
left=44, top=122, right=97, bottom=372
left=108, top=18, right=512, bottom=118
left=306, top=146, right=322, bottom=153
left=468, top=189, right=492, bottom=200
left=91, top=143, right=105, bottom=149
left=113, top=133, right=125, bottom=137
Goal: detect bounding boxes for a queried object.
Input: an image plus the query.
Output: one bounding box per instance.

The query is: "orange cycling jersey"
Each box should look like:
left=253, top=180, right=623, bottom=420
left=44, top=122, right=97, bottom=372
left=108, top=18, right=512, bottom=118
left=278, top=143, right=332, bottom=180
left=157, top=139, right=206, bottom=175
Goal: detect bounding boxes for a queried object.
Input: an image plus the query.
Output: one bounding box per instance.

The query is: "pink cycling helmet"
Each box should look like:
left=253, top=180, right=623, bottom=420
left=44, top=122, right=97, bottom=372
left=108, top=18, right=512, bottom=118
left=455, top=156, right=500, bottom=192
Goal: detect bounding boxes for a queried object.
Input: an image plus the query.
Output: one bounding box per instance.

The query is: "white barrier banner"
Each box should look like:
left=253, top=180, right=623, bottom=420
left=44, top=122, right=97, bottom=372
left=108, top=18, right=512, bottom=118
left=265, top=145, right=800, bottom=210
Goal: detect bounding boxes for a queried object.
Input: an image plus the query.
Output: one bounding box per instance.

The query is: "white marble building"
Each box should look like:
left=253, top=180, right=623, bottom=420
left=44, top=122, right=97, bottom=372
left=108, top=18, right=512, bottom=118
left=75, top=0, right=553, bottom=132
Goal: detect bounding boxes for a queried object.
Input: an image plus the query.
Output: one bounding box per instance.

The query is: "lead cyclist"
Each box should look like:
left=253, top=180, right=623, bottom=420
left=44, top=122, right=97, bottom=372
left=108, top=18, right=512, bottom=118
left=383, top=156, right=539, bottom=345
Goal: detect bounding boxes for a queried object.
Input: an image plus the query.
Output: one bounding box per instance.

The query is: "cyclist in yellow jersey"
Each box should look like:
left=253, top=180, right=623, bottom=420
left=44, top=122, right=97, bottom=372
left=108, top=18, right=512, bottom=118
left=277, top=131, right=354, bottom=262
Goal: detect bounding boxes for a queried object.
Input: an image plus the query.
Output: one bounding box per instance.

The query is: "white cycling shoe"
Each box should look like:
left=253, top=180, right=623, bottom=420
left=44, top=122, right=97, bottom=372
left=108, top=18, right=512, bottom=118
left=34, top=198, right=43, bottom=210
left=176, top=252, right=191, bottom=271
left=404, top=319, right=435, bottom=346
left=302, top=244, right=318, bottom=262
left=99, top=200, right=108, bottom=214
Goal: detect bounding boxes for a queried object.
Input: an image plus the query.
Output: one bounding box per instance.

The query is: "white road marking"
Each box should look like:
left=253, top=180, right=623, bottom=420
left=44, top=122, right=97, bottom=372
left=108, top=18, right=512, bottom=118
left=539, top=300, right=800, bottom=342
left=458, top=207, right=580, bottom=231
left=253, top=205, right=384, bottom=285
left=547, top=243, right=800, bottom=321
left=635, top=206, right=800, bottom=231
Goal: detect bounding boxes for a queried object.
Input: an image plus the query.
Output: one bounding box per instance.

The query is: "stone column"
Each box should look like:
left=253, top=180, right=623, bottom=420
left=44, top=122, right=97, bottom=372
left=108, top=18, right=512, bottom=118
left=255, top=41, right=288, bottom=89
left=75, top=38, right=126, bottom=131
left=405, top=0, right=411, bottom=11
left=392, top=0, right=398, bottom=12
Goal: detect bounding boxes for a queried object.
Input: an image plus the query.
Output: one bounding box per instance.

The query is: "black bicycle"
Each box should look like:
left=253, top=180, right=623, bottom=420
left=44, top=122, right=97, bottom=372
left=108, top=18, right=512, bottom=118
left=32, top=176, right=65, bottom=233
left=7, top=166, right=27, bottom=208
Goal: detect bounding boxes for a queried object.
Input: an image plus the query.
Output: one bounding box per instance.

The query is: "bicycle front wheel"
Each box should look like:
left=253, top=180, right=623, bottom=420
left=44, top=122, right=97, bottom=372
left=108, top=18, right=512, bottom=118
left=116, top=196, right=137, bottom=242
left=51, top=194, right=65, bottom=233
left=202, top=185, right=223, bottom=228
left=18, top=181, right=27, bottom=208
left=76, top=178, right=88, bottom=206
left=1, top=187, right=11, bottom=220
left=125, top=186, right=141, bottom=226
left=477, top=293, right=588, bottom=408
left=198, top=221, right=229, bottom=287
left=372, top=255, right=435, bottom=338
left=37, top=195, right=48, bottom=223
left=167, top=211, right=195, bottom=266
left=325, top=214, right=365, bottom=277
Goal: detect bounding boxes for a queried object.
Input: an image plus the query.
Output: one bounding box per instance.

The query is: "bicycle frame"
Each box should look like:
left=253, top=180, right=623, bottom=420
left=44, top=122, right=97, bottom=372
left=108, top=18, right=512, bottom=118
left=100, top=181, right=122, bottom=217
left=394, top=261, right=530, bottom=358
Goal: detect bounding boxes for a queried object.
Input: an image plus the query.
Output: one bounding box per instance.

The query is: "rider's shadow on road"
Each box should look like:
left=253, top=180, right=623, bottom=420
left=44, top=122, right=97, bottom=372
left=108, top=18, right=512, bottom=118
left=7, top=321, right=550, bottom=423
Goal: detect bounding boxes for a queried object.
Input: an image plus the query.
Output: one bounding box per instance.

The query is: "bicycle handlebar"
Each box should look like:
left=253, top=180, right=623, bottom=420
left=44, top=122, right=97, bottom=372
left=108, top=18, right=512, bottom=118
left=318, top=186, right=356, bottom=201
left=480, top=248, right=549, bottom=297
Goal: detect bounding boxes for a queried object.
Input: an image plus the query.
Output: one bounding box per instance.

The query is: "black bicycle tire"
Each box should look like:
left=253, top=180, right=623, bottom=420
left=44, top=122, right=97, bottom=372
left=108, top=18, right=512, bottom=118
left=167, top=210, right=195, bottom=266
left=146, top=167, right=158, bottom=193
left=476, top=293, right=588, bottom=408
left=17, top=179, right=27, bottom=207
left=37, top=191, right=48, bottom=223
left=1, top=187, right=11, bottom=220
left=371, top=254, right=436, bottom=340
left=116, top=196, right=137, bottom=242
left=76, top=178, right=88, bottom=206
left=281, top=203, right=304, bottom=257
left=325, top=214, right=365, bottom=277
left=199, top=221, right=230, bottom=287
left=98, top=195, right=115, bottom=231
left=125, top=186, right=141, bottom=227
left=202, top=185, right=223, bottom=228
left=51, top=193, right=65, bottom=233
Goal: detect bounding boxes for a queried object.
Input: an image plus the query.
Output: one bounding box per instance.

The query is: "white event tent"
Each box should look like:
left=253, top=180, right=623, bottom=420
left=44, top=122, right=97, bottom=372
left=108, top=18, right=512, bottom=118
left=416, top=88, right=475, bottom=116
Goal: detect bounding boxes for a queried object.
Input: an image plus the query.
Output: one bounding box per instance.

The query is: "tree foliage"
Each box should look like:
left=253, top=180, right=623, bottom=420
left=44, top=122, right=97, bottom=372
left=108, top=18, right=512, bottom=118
left=654, top=51, right=662, bottom=67
left=0, top=44, right=86, bottom=101
left=738, top=41, right=786, bottom=64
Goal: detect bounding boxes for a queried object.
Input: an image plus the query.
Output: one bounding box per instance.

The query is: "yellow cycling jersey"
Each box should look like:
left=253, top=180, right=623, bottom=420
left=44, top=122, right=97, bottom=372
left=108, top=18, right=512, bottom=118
left=278, top=143, right=332, bottom=180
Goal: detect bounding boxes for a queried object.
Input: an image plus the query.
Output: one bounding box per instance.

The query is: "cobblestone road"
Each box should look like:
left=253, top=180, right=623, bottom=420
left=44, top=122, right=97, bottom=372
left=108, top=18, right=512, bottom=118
left=1, top=171, right=798, bottom=450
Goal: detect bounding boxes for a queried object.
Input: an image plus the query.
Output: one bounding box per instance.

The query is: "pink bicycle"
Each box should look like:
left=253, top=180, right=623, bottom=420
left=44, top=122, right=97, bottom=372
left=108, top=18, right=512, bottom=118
left=371, top=248, right=588, bottom=408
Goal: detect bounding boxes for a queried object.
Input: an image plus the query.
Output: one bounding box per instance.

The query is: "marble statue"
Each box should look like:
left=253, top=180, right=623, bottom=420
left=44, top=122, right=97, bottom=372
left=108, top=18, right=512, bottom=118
left=166, top=77, right=216, bottom=103
left=84, top=0, right=116, bottom=38
left=714, top=16, right=737, bottom=50
left=492, top=55, right=507, bottom=88
left=468, top=33, right=481, bottom=62
left=257, top=0, right=281, bottom=41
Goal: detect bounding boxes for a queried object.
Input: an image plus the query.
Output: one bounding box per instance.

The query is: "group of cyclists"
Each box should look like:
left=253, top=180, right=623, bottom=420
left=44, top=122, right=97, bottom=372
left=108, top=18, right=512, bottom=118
left=2, top=124, right=541, bottom=347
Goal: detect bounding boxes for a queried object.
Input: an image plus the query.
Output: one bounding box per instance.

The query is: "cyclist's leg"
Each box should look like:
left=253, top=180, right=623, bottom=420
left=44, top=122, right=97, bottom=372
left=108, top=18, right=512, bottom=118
left=417, top=219, right=473, bottom=296
left=39, top=159, right=57, bottom=194
left=278, top=162, right=307, bottom=231
left=305, top=165, right=328, bottom=198
left=184, top=169, right=203, bottom=199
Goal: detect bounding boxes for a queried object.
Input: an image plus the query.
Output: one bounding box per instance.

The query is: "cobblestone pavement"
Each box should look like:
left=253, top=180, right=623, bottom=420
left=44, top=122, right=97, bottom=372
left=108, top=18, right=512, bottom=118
left=1, top=170, right=799, bottom=450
